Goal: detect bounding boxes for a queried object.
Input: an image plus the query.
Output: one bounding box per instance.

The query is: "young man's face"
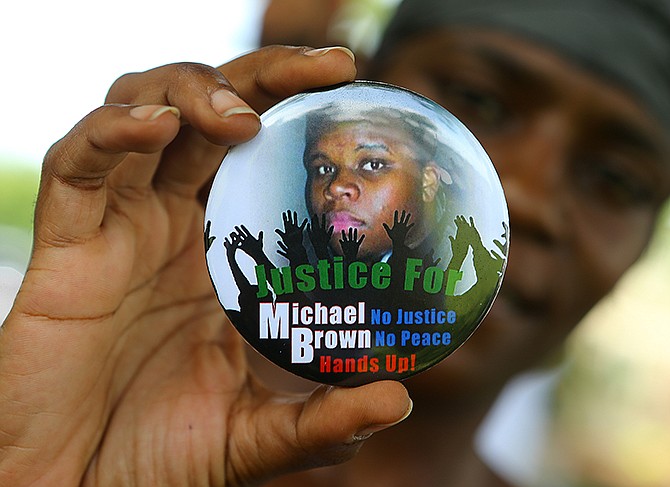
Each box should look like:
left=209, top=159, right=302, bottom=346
left=374, top=28, right=670, bottom=393
left=305, top=122, right=431, bottom=260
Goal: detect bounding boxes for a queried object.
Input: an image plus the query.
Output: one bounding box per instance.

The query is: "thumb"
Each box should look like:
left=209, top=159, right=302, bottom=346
left=228, top=380, right=412, bottom=485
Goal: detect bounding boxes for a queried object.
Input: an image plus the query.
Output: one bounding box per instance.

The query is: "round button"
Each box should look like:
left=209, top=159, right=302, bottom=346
left=205, top=81, right=509, bottom=386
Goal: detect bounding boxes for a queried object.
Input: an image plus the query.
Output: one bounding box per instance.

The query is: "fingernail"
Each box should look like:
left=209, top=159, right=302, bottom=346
left=304, top=46, right=356, bottom=63
left=352, top=399, right=413, bottom=441
left=211, top=89, right=259, bottom=119
left=130, top=105, right=181, bottom=121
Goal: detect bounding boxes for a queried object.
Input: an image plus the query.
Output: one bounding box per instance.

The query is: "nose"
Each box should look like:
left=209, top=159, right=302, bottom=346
left=324, top=168, right=360, bottom=201
left=492, top=111, right=571, bottom=245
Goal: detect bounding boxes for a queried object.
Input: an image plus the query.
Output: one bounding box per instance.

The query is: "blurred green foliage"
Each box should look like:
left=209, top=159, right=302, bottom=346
left=0, top=160, right=40, bottom=231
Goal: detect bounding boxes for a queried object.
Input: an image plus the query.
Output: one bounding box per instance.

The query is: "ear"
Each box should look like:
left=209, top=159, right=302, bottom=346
left=422, top=164, right=440, bottom=202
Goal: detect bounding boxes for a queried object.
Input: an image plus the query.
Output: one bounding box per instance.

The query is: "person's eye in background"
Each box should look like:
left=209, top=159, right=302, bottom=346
left=436, top=81, right=512, bottom=134
left=571, top=153, right=656, bottom=210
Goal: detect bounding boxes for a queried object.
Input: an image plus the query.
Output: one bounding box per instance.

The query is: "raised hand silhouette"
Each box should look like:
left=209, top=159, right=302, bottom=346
left=447, top=215, right=474, bottom=271
left=307, top=213, right=334, bottom=260
left=383, top=210, right=415, bottom=248
left=223, top=231, right=257, bottom=302
left=205, top=220, right=216, bottom=252
left=339, top=227, right=366, bottom=262
left=235, top=224, right=275, bottom=271
left=275, top=210, right=309, bottom=265
left=224, top=232, right=241, bottom=258
left=490, top=222, right=510, bottom=277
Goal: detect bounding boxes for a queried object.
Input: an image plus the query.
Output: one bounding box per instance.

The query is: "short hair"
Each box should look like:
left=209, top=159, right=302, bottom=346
left=303, top=103, right=441, bottom=168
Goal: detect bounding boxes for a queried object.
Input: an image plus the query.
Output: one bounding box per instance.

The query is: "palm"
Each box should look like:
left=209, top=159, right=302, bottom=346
left=22, top=156, right=240, bottom=483
left=84, top=302, right=247, bottom=485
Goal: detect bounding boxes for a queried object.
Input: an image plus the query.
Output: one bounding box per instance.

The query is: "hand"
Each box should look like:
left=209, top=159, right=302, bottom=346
left=488, top=221, right=510, bottom=276
left=307, top=212, right=334, bottom=259
left=339, top=227, right=366, bottom=261
left=234, top=224, right=266, bottom=261
left=383, top=209, right=414, bottom=245
left=0, top=46, right=411, bottom=487
left=205, top=220, right=217, bottom=252
left=276, top=210, right=309, bottom=264
left=224, top=231, right=242, bottom=258
left=452, top=215, right=484, bottom=253
left=275, top=210, right=308, bottom=248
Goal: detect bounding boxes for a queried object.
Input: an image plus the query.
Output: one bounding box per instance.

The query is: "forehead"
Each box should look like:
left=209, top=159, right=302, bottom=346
left=310, top=121, right=421, bottom=152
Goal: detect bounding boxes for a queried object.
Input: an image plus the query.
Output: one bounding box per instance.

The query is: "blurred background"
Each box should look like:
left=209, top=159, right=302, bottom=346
left=0, top=0, right=267, bottom=272
left=1, top=1, right=668, bottom=485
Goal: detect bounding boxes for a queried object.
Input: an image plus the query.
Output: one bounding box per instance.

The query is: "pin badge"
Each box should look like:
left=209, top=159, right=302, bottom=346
left=205, top=81, right=509, bottom=386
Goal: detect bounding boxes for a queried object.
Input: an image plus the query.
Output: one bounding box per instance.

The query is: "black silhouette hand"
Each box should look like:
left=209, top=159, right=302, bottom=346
left=276, top=210, right=307, bottom=248
left=277, top=240, right=309, bottom=265
left=383, top=210, right=414, bottom=246
left=339, top=228, right=366, bottom=261
left=223, top=232, right=242, bottom=258
left=205, top=220, right=216, bottom=252
left=452, top=215, right=480, bottom=242
left=235, top=225, right=265, bottom=261
left=308, top=213, right=334, bottom=260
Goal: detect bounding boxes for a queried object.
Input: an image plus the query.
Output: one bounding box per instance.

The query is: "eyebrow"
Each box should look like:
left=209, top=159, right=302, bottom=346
left=474, top=45, right=556, bottom=96
left=473, top=45, right=666, bottom=163
left=598, top=119, right=664, bottom=160
left=355, top=143, right=390, bottom=152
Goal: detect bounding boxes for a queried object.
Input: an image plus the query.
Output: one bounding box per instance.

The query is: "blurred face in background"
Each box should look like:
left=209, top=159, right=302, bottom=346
left=373, top=28, right=670, bottom=395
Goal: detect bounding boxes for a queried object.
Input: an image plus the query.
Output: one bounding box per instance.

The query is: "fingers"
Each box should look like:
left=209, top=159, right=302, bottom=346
left=296, top=381, right=411, bottom=450
left=36, top=45, right=357, bottom=245
left=35, top=105, right=181, bottom=244
left=105, top=63, right=261, bottom=196
left=220, top=45, right=357, bottom=114
left=106, top=46, right=354, bottom=197
left=231, top=380, right=412, bottom=485
left=106, top=63, right=260, bottom=147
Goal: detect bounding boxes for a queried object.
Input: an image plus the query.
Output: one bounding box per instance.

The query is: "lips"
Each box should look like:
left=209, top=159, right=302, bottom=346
left=327, top=211, right=365, bottom=234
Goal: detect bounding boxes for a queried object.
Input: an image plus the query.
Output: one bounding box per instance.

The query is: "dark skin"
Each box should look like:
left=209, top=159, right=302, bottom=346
left=261, top=28, right=670, bottom=487
left=0, top=46, right=412, bottom=487
left=1, top=25, right=668, bottom=487
left=375, top=29, right=670, bottom=402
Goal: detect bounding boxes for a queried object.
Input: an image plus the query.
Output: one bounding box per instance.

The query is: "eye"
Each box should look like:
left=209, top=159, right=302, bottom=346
left=573, top=155, right=654, bottom=209
left=313, top=164, right=335, bottom=176
left=437, top=82, right=511, bottom=133
left=360, top=159, right=388, bottom=172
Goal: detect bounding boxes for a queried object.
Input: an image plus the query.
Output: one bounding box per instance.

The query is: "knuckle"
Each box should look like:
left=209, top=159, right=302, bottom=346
left=105, top=62, right=230, bottom=105
left=105, top=71, right=141, bottom=103
left=173, top=61, right=216, bottom=78
left=172, top=62, right=229, bottom=92
left=41, top=107, right=113, bottom=185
